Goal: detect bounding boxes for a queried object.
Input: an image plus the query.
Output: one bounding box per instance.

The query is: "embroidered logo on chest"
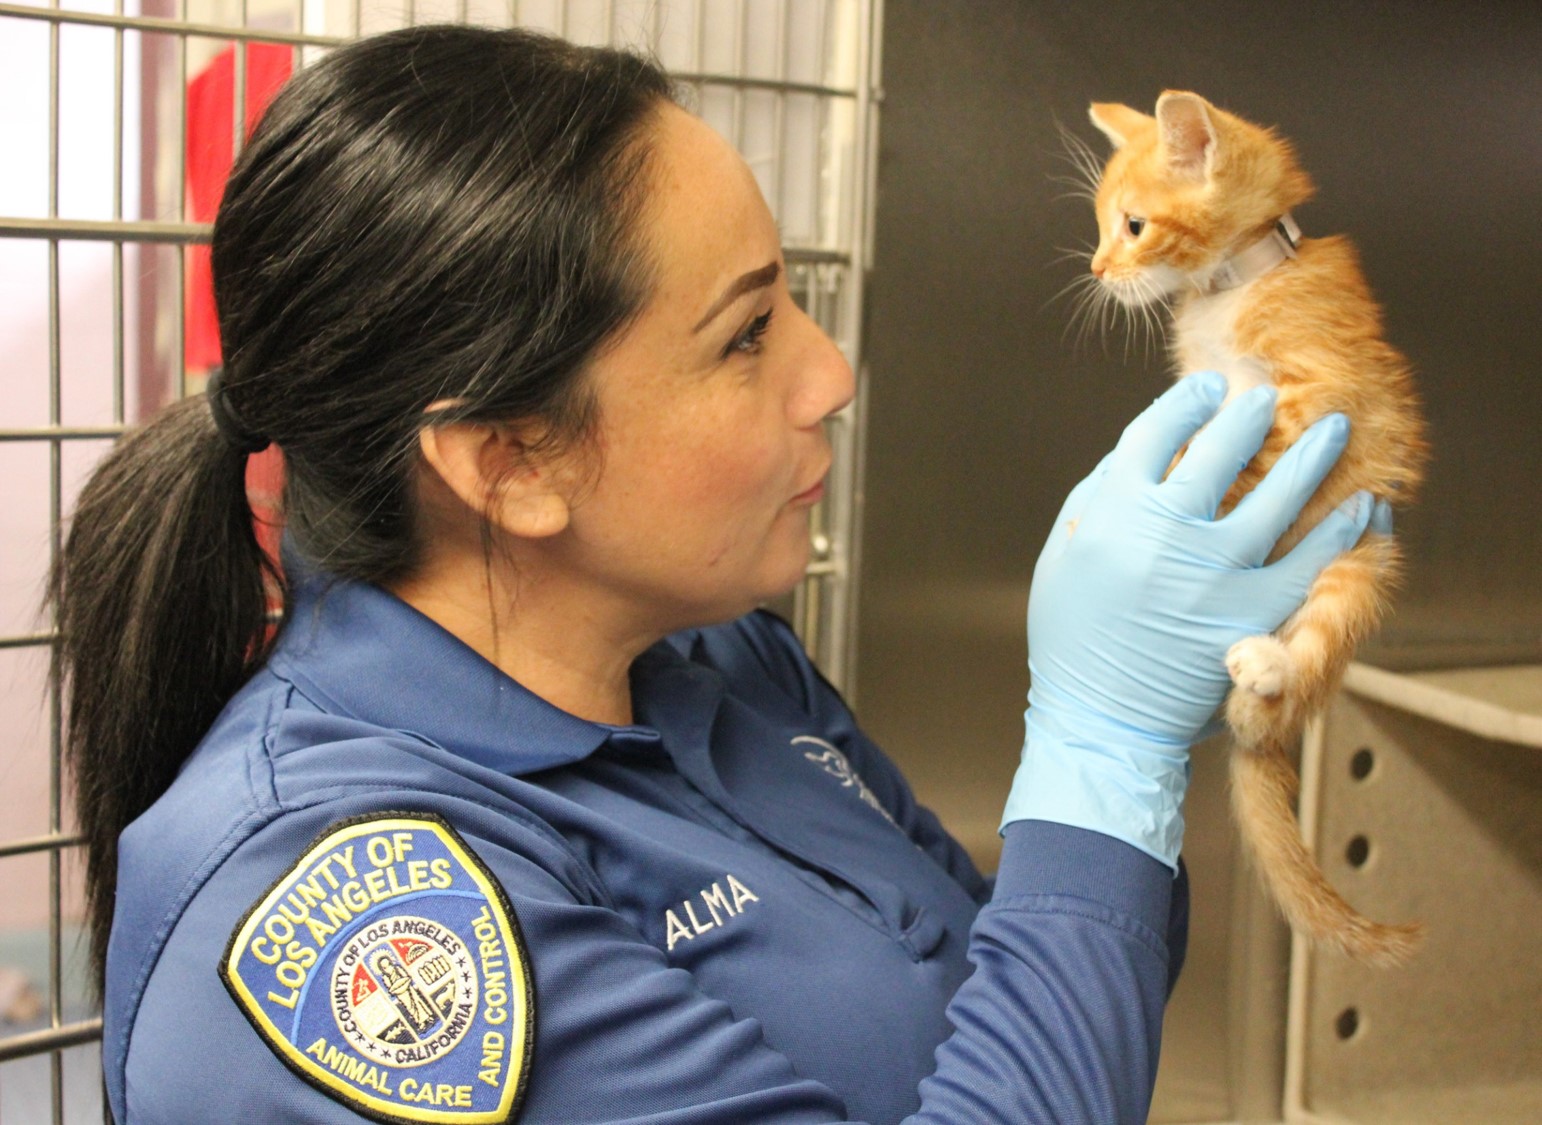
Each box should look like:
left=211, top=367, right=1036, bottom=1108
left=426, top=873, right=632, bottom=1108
left=221, top=814, right=533, bottom=1124
left=793, top=735, right=895, bottom=824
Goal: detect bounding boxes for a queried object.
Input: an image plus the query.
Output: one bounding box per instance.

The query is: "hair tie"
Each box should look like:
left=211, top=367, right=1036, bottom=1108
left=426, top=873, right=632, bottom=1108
left=205, top=368, right=271, bottom=454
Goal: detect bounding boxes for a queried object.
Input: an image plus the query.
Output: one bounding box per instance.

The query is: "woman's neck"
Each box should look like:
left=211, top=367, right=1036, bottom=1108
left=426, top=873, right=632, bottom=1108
left=388, top=557, right=652, bottom=727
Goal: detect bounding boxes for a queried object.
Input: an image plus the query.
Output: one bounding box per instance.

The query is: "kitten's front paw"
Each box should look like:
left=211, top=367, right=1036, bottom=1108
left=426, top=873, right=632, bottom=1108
left=1227, top=635, right=1293, bottom=698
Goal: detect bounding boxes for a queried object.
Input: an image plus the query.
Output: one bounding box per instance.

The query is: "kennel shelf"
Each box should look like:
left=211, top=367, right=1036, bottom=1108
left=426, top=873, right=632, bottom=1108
left=1285, top=662, right=1542, bottom=1125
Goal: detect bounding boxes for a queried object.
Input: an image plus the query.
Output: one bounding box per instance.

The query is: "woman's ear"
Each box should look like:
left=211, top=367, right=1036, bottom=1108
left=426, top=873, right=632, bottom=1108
left=417, top=419, right=572, bottom=540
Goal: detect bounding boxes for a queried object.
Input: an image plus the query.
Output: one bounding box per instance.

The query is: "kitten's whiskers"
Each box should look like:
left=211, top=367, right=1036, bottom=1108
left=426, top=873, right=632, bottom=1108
left=1052, top=122, right=1105, bottom=206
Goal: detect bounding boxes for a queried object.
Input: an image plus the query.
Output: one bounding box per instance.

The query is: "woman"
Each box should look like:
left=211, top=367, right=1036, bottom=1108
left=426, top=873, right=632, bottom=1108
left=54, top=25, right=1380, bottom=1125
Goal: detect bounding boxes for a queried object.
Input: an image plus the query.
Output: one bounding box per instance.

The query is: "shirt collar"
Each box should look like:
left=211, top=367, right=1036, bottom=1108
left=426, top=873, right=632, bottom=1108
left=268, top=570, right=720, bottom=777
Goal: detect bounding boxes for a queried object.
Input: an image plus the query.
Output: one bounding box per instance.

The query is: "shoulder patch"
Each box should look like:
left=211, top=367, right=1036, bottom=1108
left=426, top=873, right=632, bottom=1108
left=221, top=813, right=533, bottom=1124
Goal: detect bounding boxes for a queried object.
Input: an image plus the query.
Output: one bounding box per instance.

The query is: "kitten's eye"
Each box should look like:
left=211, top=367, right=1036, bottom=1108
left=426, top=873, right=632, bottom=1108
left=1126, top=215, right=1147, bottom=238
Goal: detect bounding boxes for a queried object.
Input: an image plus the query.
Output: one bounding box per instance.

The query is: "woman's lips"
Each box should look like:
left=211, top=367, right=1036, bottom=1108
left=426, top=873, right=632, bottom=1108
left=791, top=475, right=827, bottom=505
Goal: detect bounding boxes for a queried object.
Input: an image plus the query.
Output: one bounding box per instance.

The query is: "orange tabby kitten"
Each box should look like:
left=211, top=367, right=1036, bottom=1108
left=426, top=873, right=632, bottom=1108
left=1080, top=91, right=1430, bottom=967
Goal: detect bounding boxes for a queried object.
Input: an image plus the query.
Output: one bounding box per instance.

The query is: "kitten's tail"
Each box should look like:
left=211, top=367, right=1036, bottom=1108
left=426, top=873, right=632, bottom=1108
left=1230, top=735, right=1424, bottom=968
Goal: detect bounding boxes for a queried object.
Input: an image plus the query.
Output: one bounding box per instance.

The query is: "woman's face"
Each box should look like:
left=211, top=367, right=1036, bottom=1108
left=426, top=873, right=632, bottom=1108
left=555, top=104, right=855, bottom=636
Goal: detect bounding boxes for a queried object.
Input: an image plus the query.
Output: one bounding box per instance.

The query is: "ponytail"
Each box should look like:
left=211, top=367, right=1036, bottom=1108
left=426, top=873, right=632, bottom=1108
left=50, top=397, right=283, bottom=994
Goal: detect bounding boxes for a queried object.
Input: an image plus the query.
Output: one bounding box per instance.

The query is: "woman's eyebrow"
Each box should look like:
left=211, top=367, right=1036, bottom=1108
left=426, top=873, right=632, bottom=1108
left=692, top=261, right=781, bottom=333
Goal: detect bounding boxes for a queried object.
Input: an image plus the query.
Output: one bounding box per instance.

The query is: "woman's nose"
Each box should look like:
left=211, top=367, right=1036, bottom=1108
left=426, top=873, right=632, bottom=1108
left=791, top=312, right=856, bottom=428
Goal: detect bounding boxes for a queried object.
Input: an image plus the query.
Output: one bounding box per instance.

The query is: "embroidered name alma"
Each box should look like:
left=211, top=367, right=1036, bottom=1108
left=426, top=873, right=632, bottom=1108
left=663, top=875, right=760, bottom=952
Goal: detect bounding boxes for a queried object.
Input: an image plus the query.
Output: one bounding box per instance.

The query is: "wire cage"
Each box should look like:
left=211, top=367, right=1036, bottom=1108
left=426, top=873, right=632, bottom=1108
left=0, top=2, right=883, bottom=1119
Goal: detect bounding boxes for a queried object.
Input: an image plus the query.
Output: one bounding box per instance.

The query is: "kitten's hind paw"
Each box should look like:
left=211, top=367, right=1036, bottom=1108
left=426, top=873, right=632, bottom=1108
left=1227, top=635, right=1293, bottom=698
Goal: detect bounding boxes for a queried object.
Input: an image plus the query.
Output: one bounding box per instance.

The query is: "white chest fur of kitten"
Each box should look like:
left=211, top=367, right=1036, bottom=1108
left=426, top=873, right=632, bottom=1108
left=1171, top=285, right=1273, bottom=404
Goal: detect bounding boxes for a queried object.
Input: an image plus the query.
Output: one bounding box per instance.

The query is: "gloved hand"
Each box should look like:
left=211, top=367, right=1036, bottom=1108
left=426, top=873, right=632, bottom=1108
left=1001, top=371, right=1386, bottom=868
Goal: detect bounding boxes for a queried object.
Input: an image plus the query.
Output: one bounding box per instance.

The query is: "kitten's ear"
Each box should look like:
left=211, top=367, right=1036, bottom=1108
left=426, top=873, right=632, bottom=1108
left=1088, top=102, right=1152, bottom=149
left=1155, top=91, right=1218, bottom=180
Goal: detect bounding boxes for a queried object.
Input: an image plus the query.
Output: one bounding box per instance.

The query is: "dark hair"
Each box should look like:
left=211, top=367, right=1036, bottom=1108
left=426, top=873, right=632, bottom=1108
left=51, top=24, right=676, bottom=992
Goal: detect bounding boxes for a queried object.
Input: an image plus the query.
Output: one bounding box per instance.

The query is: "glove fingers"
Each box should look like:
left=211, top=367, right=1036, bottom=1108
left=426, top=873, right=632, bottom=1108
left=1161, top=384, right=1278, bottom=518
left=1110, top=371, right=1227, bottom=484
left=1225, top=413, right=1352, bottom=562
left=1262, top=489, right=1375, bottom=610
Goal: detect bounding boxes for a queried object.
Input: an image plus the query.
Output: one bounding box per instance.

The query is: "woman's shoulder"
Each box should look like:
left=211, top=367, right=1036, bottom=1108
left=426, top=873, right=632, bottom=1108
left=115, top=663, right=599, bottom=964
left=110, top=785, right=586, bottom=1124
left=105, top=669, right=602, bottom=1117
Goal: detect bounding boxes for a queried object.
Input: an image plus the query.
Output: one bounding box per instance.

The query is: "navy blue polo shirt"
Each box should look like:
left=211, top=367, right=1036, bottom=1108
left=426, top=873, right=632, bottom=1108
left=103, top=573, right=1186, bottom=1124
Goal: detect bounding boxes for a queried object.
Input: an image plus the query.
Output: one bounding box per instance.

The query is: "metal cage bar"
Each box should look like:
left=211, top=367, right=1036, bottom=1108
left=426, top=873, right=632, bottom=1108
left=46, top=9, right=68, bottom=1119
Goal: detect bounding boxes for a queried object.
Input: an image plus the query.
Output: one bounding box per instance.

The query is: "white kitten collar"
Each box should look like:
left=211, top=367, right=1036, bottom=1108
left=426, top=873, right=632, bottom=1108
left=1205, top=214, right=1302, bottom=292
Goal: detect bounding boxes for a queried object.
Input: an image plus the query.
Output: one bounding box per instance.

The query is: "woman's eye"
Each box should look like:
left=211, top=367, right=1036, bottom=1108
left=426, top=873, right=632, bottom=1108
left=1126, top=215, right=1147, bottom=237
left=726, top=309, right=774, bottom=358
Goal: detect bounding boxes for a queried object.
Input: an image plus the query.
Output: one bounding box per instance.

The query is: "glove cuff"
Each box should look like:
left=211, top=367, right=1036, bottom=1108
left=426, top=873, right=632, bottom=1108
left=1000, top=698, right=1191, bottom=870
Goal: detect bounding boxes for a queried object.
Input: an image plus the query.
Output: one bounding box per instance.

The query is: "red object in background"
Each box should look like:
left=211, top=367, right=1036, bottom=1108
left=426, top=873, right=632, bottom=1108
left=186, top=42, right=292, bottom=369
left=186, top=43, right=293, bottom=576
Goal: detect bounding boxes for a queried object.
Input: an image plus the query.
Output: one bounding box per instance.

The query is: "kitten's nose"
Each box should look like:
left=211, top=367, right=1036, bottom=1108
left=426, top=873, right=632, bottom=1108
left=1090, top=253, right=1107, bottom=279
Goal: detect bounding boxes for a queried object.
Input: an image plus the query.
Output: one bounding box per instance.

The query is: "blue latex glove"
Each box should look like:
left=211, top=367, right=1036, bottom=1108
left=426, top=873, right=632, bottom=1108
left=1001, top=371, right=1384, bottom=868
